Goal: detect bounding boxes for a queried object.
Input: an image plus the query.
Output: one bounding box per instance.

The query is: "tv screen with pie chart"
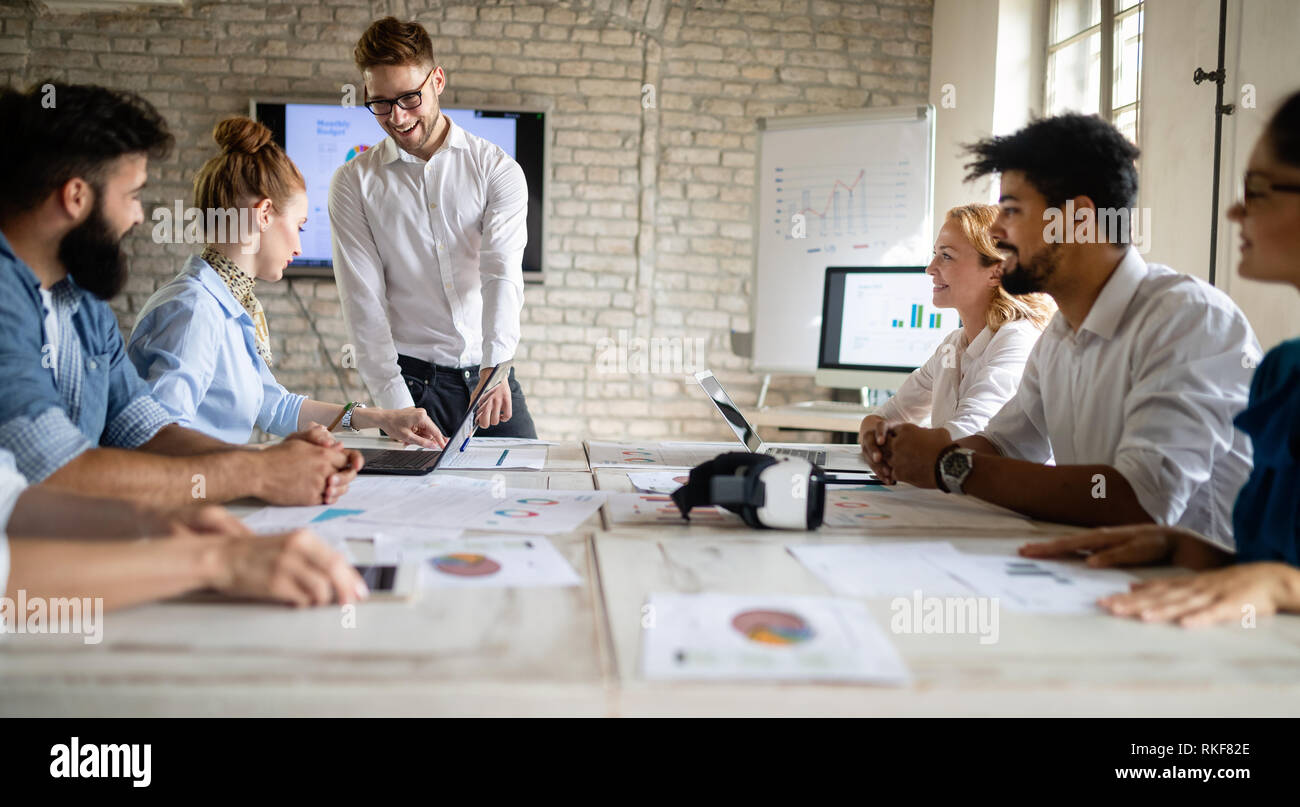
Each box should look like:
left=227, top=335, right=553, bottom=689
left=251, top=100, right=547, bottom=278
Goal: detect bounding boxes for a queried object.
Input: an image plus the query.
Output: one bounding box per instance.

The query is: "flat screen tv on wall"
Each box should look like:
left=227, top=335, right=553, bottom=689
left=251, top=99, right=548, bottom=280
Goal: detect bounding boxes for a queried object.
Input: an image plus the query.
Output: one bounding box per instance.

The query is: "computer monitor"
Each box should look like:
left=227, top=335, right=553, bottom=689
left=251, top=99, right=547, bottom=279
left=815, top=266, right=957, bottom=390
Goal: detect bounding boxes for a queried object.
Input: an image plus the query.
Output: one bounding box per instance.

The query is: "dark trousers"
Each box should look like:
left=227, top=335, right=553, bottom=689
left=397, top=354, right=538, bottom=439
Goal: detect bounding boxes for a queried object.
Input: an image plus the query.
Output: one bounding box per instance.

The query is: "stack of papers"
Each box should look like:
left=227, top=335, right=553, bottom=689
left=604, top=492, right=742, bottom=526
left=820, top=485, right=1045, bottom=531
left=413, top=534, right=581, bottom=589
left=789, top=541, right=1136, bottom=614
left=395, top=443, right=548, bottom=470
left=624, top=470, right=693, bottom=494
left=586, top=441, right=738, bottom=469
left=244, top=474, right=606, bottom=536
left=788, top=541, right=974, bottom=598
left=641, top=592, right=909, bottom=684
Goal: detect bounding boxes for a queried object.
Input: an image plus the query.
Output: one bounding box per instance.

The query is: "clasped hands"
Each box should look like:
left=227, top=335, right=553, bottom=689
left=858, top=415, right=954, bottom=488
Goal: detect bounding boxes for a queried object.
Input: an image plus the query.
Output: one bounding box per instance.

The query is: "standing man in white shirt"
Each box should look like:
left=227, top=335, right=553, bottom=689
left=877, top=113, right=1257, bottom=563
left=330, top=17, right=536, bottom=438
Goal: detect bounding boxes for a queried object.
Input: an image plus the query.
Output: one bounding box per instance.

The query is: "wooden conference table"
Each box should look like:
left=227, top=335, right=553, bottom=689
left=2, top=436, right=1298, bottom=717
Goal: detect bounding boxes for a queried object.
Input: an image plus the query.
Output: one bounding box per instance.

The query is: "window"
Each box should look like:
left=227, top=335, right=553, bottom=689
left=1045, top=0, right=1145, bottom=144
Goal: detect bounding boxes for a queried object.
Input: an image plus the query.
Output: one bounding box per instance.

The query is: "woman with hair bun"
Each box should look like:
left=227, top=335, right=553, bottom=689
left=128, top=116, right=446, bottom=448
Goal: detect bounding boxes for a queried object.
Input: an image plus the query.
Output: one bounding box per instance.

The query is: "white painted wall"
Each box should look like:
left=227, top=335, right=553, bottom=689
left=930, top=0, right=1044, bottom=228
left=1219, top=0, right=1300, bottom=350
left=929, top=0, right=1001, bottom=223
left=932, top=0, right=1300, bottom=349
left=1136, top=0, right=1224, bottom=278
left=1140, top=0, right=1300, bottom=350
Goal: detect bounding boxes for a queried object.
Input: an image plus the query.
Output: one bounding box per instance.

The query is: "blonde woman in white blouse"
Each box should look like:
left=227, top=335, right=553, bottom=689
left=860, top=204, right=1055, bottom=483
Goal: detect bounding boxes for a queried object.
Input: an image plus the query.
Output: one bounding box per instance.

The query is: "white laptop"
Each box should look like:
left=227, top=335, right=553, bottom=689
left=692, top=370, right=877, bottom=477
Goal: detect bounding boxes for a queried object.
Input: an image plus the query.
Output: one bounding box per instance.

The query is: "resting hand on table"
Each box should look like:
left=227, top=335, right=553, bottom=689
left=879, top=423, right=956, bottom=488
left=471, top=372, right=513, bottom=429
left=1020, top=524, right=1233, bottom=570
left=858, top=414, right=897, bottom=484
left=203, top=527, right=368, bottom=607
left=1098, top=563, right=1300, bottom=627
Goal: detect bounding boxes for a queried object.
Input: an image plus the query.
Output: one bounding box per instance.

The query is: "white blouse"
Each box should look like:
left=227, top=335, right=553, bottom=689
left=874, top=319, right=1042, bottom=440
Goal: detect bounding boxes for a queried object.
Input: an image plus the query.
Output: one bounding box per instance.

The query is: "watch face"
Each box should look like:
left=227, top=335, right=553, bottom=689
left=942, top=451, right=969, bottom=477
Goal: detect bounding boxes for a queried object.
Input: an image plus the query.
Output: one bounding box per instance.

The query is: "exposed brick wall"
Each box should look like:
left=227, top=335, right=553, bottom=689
left=0, top=0, right=932, bottom=443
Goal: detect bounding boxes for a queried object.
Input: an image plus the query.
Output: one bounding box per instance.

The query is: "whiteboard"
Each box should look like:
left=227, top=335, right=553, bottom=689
left=750, top=106, right=935, bottom=373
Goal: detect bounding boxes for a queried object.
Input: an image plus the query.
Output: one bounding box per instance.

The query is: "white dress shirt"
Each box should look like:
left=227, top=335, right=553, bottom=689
left=330, top=116, right=528, bottom=410
left=980, top=248, right=1258, bottom=549
left=39, top=287, right=59, bottom=381
left=875, top=319, right=1041, bottom=439
left=0, top=449, right=29, bottom=597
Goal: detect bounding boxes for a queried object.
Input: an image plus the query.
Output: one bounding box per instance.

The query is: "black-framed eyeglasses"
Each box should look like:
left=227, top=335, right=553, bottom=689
left=363, top=66, right=436, bottom=116
left=1241, top=170, right=1300, bottom=205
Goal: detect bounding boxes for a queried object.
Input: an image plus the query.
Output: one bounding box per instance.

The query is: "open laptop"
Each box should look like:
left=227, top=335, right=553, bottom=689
left=357, top=362, right=512, bottom=475
left=693, top=370, right=878, bottom=479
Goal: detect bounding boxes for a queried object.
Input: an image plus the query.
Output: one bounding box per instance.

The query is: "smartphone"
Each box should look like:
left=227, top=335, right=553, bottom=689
left=352, top=563, right=418, bottom=600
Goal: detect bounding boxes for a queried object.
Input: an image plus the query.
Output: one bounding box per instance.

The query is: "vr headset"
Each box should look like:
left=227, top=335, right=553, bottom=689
left=670, top=452, right=826, bottom=530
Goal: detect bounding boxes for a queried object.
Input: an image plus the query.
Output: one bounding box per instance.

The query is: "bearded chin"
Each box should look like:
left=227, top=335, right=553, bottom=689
left=1000, top=244, right=1057, bottom=296
left=59, top=204, right=129, bottom=300
left=1001, top=262, right=1043, bottom=295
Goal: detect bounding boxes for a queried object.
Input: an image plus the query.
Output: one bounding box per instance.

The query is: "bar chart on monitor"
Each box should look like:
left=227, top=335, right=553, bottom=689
left=840, top=271, right=953, bottom=369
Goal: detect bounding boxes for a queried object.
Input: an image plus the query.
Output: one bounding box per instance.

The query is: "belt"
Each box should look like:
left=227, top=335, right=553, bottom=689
left=397, top=354, right=477, bottom=384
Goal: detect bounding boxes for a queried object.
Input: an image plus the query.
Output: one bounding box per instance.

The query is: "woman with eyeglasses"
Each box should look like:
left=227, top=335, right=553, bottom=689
left=1020, top=89, right=1300, bottom=627
left=127, top=116, right=447, bottom=449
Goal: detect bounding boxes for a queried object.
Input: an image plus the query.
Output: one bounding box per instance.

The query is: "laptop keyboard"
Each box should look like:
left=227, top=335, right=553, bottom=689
left=770, top=447, right=828, bottom=465
left=361, top=449, right=439, bottom=470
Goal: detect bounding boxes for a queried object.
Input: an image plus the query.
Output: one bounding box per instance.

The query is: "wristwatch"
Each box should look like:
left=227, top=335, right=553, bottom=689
left=340, top=402, right=366, bottom=432
left=936, top=445, right=975, bottom=494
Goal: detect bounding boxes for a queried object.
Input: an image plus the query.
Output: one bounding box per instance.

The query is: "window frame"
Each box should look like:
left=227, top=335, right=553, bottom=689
left=1045, top=0, right=1145, bottom=142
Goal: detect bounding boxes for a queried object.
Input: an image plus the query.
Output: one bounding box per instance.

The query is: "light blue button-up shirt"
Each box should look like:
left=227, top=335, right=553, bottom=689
left=127, top=255, right=306, bottom=444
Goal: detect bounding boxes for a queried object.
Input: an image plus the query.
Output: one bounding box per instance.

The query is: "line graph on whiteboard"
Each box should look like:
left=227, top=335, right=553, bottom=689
left=752, top=108, right=935, bottom=373
left=773, top=160, right=919, bottom=254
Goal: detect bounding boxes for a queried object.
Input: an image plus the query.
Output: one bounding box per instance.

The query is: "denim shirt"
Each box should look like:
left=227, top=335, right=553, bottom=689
left=0, top=229, right=172, bottom=482
left=127, top=255, right=305, bottom=444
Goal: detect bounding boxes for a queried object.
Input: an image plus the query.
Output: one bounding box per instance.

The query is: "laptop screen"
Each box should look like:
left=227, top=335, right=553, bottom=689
left=436, top=362, right=512, bottom=463
left=694, top=371, right=763, bottom=453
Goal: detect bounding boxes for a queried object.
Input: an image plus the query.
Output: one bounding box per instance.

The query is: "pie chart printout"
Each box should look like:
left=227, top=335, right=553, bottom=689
left=431, top=553, right=502, bottom=577
left=731, top=609, right=816, bottom=646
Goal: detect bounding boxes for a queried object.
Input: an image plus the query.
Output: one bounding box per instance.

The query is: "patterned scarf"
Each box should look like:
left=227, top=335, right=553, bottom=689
left=201, top=245, right=272, bottom=367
